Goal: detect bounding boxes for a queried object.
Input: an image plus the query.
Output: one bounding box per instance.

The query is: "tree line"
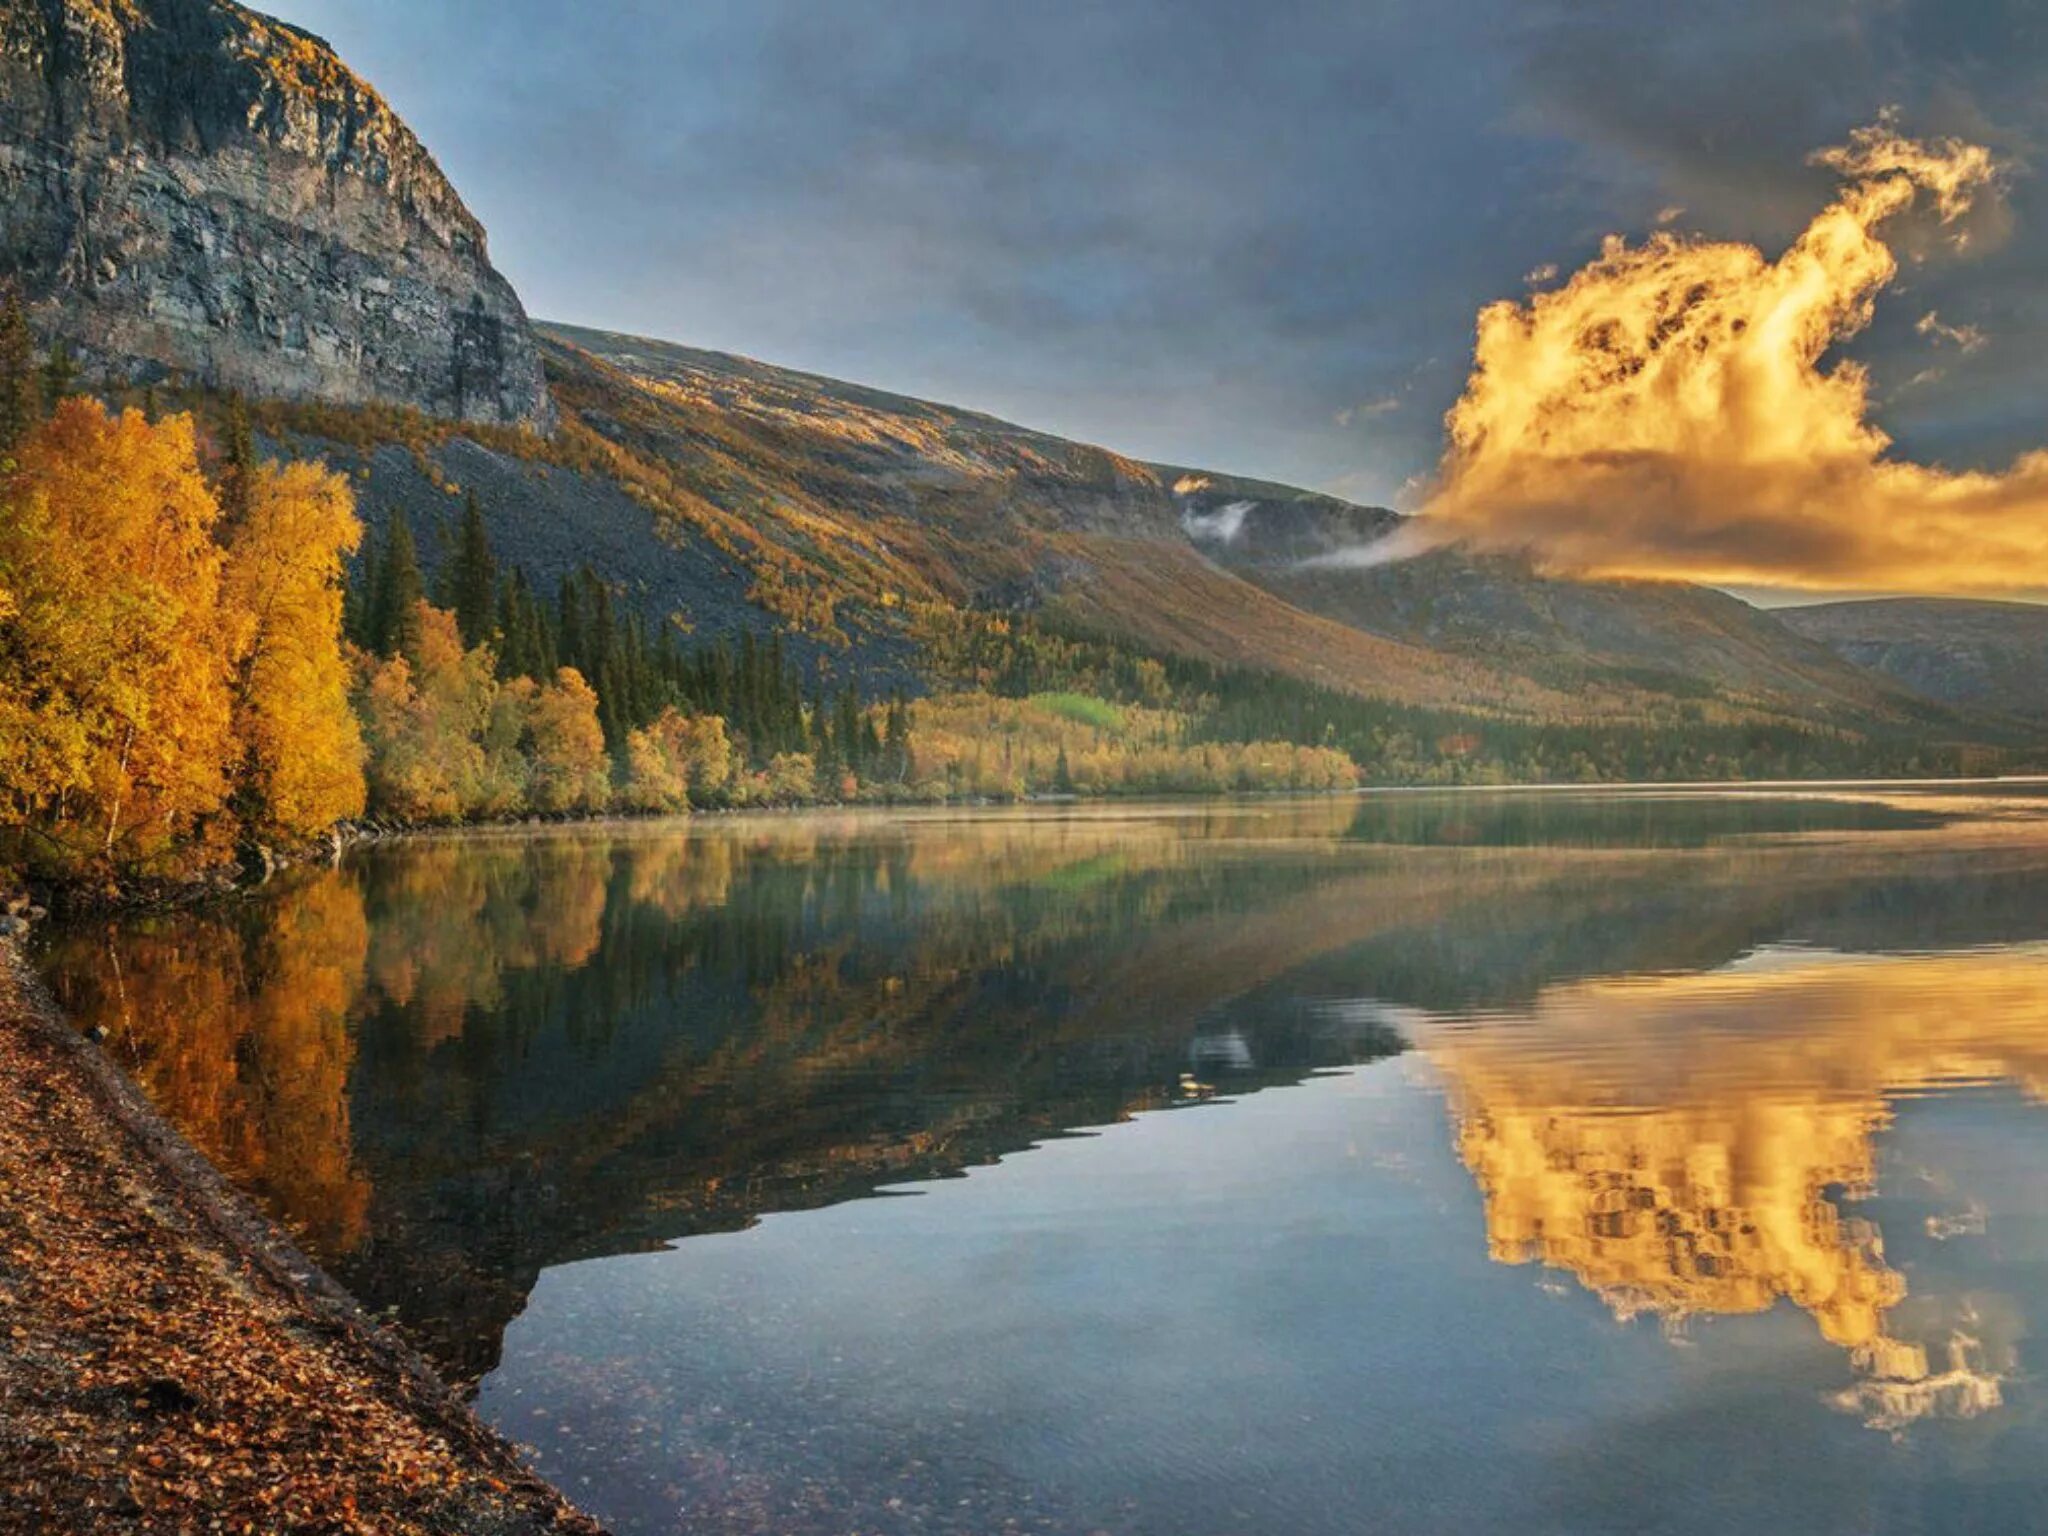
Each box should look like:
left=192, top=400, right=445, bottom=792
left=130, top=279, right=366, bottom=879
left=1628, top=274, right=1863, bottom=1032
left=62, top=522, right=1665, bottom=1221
left=337, top=494, right=919, bottom=816
left=926, top=607, right=1996, bottom=785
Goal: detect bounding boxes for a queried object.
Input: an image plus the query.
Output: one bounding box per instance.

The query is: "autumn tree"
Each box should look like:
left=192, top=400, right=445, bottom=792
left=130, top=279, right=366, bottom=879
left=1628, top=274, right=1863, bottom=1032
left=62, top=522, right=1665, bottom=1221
left=220, top=459, right=367, bottom=839
left=0, top=401, right=236, bottom=869
left=357, top=602, right=492, bottom=821
left=621, top=705, right=737, bottom=813
left=524, top=667, right=611, bottom=813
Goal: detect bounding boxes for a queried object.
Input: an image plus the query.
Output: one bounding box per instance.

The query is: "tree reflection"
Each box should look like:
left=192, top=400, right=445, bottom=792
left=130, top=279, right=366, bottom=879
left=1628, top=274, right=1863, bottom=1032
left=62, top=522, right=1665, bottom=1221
left=44, top=879, right=372, bottom=1255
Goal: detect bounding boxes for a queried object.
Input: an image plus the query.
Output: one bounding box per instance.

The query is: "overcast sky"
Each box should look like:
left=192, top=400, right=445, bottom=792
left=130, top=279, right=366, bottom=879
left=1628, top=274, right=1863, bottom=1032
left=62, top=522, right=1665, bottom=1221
left=265, top=0, right=2048, bottom=506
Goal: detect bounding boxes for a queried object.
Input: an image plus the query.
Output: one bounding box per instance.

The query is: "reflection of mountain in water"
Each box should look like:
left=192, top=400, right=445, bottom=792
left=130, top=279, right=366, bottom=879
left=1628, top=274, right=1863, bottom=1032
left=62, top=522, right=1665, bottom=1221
left=38, top=793, right=2048, bottom=1392
left=1417, top=947, right=2048, bottom=1428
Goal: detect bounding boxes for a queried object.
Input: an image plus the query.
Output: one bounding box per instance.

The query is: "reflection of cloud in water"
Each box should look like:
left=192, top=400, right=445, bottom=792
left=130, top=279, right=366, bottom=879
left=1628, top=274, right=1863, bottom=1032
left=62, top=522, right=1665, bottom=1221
left=1411, top=945, right=2048, bottom=1428
left=1831, top=1330, right=2002, bottom=1436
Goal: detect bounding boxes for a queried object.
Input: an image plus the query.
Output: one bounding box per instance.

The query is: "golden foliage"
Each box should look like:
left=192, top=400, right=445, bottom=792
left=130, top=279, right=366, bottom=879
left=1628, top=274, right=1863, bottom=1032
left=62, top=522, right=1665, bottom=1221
left=524, top=668, right=611, bottom=814
left=0, top=402, right=236, bottom=870
left=358, top=603, right=497, bottom=822
left=358, top=607, right=613, bottom=822
left=222, top=460, right=367, bottom=838
left=620, top=706, right=735, bottom=813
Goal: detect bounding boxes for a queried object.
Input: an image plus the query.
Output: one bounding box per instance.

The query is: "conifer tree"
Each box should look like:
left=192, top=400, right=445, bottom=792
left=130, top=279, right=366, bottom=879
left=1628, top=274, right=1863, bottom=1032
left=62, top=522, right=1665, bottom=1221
left=0, top=284, right=42, bottom=455
left=884, top=693, right=912, bottom=783
left=557, top=572, right=585, bottom=679
left=812, top=688, right=839, bottom=778
left=217, top=393, right=256, bottom=534
left=344, top=523, right=378, bottom=649
left=836, top=685, right=863, bottom=776
left=370, top=515, right=423, bottom=660
left=495, top=573, right=523, bottom=676
left=448, top=491, right=497, bottom=647
left=40, top=340, right=76, bottom=405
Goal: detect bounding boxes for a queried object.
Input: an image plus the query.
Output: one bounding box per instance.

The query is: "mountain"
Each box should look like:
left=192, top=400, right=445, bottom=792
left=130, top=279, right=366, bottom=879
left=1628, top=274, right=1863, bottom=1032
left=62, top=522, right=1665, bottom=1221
left=1180, top=492, right=1924, bottom=723
left=0, top=0, right=552, bottom=426
left=528, top=324, right=1545, bottom=711
left=526, top=326, right=1956, bottom=730
left=0, top=0, right=2023, bottom=760
left=1780, top=599, right=2048, bottom=720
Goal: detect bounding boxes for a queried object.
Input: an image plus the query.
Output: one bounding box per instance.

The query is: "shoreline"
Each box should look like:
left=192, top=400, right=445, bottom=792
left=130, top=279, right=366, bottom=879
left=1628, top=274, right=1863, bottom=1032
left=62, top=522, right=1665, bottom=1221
left=0, top=938, right=605, bottom=1535
left=24, top=769, right=2042, bottom=919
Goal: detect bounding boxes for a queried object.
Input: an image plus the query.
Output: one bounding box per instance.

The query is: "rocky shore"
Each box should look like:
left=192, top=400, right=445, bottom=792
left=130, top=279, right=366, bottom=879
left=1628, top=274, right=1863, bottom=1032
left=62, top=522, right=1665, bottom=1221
left=0, top=939, right=603, bottom=1535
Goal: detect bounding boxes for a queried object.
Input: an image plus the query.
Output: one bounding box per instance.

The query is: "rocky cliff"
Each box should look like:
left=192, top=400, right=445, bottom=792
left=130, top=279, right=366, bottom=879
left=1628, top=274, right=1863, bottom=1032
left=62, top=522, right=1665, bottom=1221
left=0, top=0, right=553, bottom=428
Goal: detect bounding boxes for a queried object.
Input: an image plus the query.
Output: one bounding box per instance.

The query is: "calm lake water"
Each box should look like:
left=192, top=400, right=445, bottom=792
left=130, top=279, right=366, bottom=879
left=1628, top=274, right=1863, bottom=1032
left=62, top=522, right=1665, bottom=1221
left=38, top=786, right=2048, bottom=1534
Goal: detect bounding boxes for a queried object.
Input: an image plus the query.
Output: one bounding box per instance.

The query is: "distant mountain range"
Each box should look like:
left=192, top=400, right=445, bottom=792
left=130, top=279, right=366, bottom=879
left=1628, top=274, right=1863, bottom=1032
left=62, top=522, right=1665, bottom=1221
left=3, top=0, right=2038, bottom=755
left=1782, top=599, right=2048, bottom=721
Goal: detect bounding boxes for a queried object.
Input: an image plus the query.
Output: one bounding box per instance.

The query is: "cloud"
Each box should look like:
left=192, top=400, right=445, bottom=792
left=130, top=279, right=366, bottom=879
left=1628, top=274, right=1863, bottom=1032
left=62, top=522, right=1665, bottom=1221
left=1416, top=122, right=2048, bottom=594
left=1524, top=262, right=1560, bottom=285
left=1917, top=309, right=1986, bottom=351
left=1336, top=394, right=1403, bottom=427
left=1182, top=499, right=1257, bottom=543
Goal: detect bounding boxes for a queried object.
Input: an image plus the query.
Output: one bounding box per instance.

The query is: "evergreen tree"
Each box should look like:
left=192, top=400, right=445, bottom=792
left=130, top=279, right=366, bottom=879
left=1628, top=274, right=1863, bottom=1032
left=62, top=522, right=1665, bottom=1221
left=370, top=515, right=424, bottom=660
left=1054, top=743, right=1075, bottom=794
left=447, top=491, right=498, bottom=647
left=344, top=523, right=379, bottom=650
left=811, top=688, right=839, bottom=778
left=736, top=631, right=762, bottom=757
left=40, top=341, right=76, bottom=406
left=883, top=693, right=912, bottom=784
left=496, top=571, right=546, bottom=681
left=0, top=284, right=41, bottom=455
left=557, top=572, right=585, bottom=679
left=217, top=393, right=256, bottom=534
left=588, top=571, right=616, bottom=684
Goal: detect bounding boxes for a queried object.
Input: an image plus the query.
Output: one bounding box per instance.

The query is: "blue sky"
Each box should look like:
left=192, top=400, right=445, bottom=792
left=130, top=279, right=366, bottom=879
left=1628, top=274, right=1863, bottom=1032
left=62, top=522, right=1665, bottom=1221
left=266, top=0, right=2048, bottom=504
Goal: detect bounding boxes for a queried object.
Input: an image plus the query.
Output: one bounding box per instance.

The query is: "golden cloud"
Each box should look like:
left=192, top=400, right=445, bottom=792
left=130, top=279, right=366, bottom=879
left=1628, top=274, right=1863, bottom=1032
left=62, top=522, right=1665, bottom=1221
left=1416, top=121, right=2048, bottom=593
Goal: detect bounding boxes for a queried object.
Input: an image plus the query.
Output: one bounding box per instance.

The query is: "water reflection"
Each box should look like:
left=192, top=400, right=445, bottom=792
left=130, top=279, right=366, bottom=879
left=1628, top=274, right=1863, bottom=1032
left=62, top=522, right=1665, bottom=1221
left=35, top=789, right=2048, bottom=1531
left=1413, top=946, right=2048, bottom=1429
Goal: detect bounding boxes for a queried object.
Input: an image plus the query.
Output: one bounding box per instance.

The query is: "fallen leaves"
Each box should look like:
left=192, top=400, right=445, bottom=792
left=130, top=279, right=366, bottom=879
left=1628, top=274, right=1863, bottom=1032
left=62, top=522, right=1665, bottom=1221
left=0, top=952, right=604, bottom=1535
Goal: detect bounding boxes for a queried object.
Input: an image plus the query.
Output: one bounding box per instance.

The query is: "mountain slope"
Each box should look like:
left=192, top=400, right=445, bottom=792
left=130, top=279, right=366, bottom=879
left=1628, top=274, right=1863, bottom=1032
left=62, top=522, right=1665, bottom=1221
left=1178, top=490, right=1931, bottom=725
left=0, top=0, right=552, bottom=426
left=538, top=325, right=1954, bottom=728
left=533, top=324, right=1558, bottom=711
left=1781, top=599, right=2048, bottom=720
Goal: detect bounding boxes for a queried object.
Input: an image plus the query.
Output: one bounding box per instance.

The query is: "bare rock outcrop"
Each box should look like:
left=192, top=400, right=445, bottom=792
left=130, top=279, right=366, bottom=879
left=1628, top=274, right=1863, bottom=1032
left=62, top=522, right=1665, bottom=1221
left=0, top=0, right=554, bottom=428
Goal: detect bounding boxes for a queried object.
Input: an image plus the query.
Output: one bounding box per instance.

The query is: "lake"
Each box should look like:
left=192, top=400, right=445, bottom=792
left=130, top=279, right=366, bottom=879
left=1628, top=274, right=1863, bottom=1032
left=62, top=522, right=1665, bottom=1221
left=37, top=786, right=2048, bottom=1534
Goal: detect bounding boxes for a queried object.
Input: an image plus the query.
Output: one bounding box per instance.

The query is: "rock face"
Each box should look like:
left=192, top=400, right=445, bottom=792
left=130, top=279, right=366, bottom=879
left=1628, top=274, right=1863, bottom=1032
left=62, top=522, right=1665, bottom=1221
left=0, top=0, right=553, bottom=428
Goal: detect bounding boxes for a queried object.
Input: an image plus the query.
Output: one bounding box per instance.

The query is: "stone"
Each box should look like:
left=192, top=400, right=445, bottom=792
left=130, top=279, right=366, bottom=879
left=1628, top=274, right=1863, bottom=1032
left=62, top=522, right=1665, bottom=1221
left=0, top=0, right=555, bottom=430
